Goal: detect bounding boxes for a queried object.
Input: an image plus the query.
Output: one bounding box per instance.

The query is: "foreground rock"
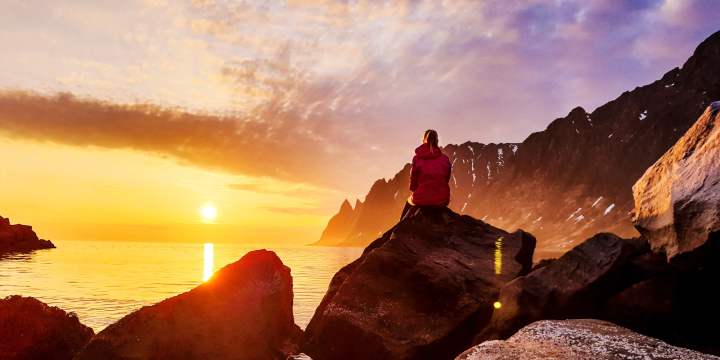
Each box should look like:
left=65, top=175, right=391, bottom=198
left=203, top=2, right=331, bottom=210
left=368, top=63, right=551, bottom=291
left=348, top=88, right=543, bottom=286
left=602, top=263, right=720, bottom=355
left=303, top=207, right=536, bottom=360
left=475, top=231, right=720, bottom=354
left=476, top=233, right=651, bottom=342
left=633, top=102, right=720, bottom=260
left=0, top=295, right=93, bottom=360
left=457, top=319, right=717, bottom=360
left=76, top=250, right=302, bottom=360
left=0, top=215, right=54, bottom=256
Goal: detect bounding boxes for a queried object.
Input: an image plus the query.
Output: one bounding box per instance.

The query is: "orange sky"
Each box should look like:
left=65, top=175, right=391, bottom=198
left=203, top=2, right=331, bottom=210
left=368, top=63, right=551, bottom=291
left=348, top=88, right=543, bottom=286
left=0, top=137, right=338, bottom=244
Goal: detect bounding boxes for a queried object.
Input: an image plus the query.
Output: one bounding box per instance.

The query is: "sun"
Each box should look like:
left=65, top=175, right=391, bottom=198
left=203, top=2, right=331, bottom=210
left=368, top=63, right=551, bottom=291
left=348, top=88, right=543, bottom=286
left=199, top=203, right=217, bottom=223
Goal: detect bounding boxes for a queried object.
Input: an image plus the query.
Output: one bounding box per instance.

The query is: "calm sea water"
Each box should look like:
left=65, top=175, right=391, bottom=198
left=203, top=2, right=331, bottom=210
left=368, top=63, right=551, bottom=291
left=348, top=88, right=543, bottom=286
left=0, top=240, right=362, bottom=331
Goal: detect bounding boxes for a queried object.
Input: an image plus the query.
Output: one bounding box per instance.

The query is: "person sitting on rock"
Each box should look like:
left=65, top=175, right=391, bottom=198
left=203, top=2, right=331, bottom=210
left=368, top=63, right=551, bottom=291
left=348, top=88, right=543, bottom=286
left=401, top=129, right=452, bottom=220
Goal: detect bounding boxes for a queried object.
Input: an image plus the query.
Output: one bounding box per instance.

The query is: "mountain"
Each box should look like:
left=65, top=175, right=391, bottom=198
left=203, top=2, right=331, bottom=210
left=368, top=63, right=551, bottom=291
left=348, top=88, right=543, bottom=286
left=314, top=30, right=720, bottom=255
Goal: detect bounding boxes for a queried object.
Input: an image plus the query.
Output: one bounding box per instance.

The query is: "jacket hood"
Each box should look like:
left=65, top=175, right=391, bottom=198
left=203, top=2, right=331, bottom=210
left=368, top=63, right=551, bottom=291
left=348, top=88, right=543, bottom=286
left=415, top=143, right=443, bottom=159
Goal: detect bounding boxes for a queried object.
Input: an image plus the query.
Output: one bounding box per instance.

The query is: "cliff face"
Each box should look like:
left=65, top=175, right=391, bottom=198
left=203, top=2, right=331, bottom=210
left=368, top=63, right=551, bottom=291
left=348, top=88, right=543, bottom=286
left=633, top=101, right=720, bottom=259
left=317, top=31, right=720, bottom=255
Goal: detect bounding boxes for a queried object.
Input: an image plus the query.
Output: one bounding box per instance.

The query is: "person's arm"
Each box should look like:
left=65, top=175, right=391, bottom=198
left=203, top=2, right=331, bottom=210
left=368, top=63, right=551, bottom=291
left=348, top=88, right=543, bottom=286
left=410, top=157, right=419, bottom=192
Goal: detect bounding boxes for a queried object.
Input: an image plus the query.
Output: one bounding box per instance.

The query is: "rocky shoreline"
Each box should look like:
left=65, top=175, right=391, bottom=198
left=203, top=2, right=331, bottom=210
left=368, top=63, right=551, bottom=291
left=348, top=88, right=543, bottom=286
left=0, top=215, right=54, bottom=257
left=3, top=105, right=720, bottom=359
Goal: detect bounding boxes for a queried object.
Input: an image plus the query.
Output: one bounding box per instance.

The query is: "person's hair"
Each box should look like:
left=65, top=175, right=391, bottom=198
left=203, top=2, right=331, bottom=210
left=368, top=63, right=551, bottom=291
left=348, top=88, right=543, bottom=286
left=424, top=129, right=439, bottom=150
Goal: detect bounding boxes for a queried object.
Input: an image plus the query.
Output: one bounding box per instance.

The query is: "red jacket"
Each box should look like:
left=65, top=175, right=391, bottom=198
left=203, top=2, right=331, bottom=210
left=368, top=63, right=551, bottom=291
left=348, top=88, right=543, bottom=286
left=410, top=143, right=451, bottom=206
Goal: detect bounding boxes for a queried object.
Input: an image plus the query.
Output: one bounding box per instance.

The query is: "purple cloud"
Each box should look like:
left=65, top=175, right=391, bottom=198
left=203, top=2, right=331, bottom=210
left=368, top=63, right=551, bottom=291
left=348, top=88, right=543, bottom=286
left=0, top=0, right=718, bottom=192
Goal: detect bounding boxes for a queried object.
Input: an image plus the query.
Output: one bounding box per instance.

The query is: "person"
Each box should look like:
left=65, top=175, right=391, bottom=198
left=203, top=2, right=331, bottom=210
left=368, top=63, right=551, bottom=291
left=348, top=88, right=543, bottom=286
left=400, top=129, right=452, bottom=220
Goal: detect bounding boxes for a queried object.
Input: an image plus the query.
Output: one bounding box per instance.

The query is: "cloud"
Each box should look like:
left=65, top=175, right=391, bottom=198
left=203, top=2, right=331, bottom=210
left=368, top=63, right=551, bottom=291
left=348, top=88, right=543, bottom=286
left=259, top=205, right=330, bottom=216
left=187, top=0, right=720, bottom=146
left=227, top=180, right=335, bottom=197
left=1, top=0, right=718, bottom=194
left=0, top=90, right=365, bottom=188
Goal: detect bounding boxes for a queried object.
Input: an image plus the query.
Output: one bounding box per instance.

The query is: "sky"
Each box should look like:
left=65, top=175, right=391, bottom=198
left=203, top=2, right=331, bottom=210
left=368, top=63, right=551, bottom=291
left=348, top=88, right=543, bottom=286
left=0, top=0, right=718, bottom=244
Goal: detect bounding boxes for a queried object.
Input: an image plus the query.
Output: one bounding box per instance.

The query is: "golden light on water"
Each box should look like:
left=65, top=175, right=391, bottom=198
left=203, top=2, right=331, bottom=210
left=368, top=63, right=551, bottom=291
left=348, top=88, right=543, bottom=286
left=493, top=301, right=502, bottom=309
left=494, top=236, right=503, bottom=275
left=203, top=243, right=214, bottom=281
left=199, top=203, right=217, bottom=223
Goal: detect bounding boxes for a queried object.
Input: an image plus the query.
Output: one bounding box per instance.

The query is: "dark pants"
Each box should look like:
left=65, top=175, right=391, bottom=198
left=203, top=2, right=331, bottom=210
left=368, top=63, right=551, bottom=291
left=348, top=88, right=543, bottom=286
left=400, top=201, right=448, bottom=221
left=400, top=201, right=416, bottom=221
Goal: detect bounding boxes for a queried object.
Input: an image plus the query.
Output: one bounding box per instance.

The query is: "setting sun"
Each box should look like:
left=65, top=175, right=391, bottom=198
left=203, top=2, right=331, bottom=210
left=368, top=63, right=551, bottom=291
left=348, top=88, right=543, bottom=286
left=199, top=203, right=218, bottom=223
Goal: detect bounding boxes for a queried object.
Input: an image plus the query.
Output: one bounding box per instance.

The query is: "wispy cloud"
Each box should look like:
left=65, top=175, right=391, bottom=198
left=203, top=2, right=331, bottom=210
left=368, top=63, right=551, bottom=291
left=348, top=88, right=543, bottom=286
left=0, top=0, right=717, bottom=192
left=227, top=180, right=335, bottom=197
left=0, top=90, right=361, bottom=187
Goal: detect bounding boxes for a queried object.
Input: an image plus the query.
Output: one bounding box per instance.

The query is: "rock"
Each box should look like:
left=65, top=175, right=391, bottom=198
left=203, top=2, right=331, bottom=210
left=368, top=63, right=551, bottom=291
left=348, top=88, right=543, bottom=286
left=457, top=319, right=718, bottom=360
left=633, top=102, right=720, bottom=260
left=302, top=207, right=536, bottom=360
left=0, top=215, right=54, bottom=256
left=313, top=199, right=364, bottom=246
left=603, top=262, right=720, bottom=355
left=317, top=30, right=720, bottom=253
left=75, top=249, right=302, bottom=360
left=477, top=233, right=649, bottom=342
left=530, top=258, right=555, bottom=271
left=0, top=295, right=94, bottom=360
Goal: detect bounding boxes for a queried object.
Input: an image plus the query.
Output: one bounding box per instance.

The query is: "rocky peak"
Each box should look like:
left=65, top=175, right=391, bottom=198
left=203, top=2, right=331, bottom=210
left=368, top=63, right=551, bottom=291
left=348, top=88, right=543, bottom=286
left=315, top=31, right=720, bottom=256
left=339, top=199, right=353, bottom=213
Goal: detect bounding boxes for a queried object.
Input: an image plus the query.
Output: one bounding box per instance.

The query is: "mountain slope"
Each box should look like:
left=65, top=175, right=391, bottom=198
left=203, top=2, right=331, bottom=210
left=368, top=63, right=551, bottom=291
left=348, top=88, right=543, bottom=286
left=316, top=31, right=720, bottom=255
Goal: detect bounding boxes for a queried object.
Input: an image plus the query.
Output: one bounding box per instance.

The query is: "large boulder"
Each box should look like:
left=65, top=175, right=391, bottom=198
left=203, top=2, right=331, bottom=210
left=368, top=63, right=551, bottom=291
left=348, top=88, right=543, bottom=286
left=0, top=215, right=54, bottom=256
left=75, top=249, right=302, bottom=360
left=0, top=295, right=94, bottom=360
left=476, top=233, right=651, bottom=342
left=302, top=207, right=536, bottom=360
left=632, top=102, right=720, bottom=260
left=457, top=319, right=718, bottom=360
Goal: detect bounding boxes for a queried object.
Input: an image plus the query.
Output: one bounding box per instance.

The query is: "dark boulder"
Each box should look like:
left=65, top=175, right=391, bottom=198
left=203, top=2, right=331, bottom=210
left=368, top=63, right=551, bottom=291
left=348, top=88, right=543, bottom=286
left=303, top=207, right=536, bottom=360
left=603, top=248, right=720, bottom=355
left=0, top=215, right=54, bottom=256
left=457, top=319, right=718, bottom=360
left=0, top=295, right=93, bottom=360
left=75, top=249, right=302, bottom=360
left=476, top=233, right=650, bottom=342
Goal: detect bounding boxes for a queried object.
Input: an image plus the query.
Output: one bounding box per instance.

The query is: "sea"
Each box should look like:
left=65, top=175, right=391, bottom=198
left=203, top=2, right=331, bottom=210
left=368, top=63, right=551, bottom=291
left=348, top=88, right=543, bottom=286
left=0, top=240, right=363, bottom=332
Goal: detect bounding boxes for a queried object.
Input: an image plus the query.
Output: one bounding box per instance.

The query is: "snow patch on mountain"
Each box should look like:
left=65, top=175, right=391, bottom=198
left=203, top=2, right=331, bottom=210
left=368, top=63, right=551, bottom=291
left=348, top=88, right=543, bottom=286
left=604, top=204, right=615, bottom=215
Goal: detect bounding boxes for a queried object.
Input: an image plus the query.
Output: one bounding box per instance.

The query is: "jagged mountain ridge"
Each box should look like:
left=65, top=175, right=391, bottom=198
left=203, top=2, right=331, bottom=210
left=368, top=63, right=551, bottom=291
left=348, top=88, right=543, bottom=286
left=315, top=142, right=518, bottom=246
left=315, top=31, right=720, bottom=255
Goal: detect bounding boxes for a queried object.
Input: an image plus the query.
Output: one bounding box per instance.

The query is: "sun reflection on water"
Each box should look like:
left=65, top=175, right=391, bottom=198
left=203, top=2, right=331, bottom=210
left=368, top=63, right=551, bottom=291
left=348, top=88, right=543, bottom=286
left=494, top=236, right=503, bottom=275
left=203, top=243, right=214, bottom=281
